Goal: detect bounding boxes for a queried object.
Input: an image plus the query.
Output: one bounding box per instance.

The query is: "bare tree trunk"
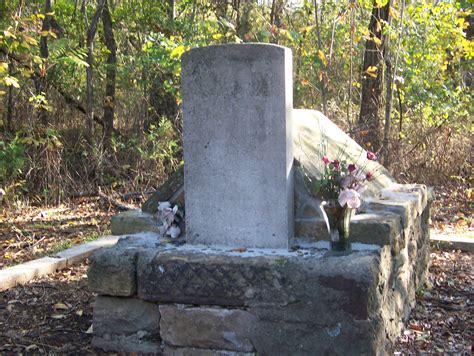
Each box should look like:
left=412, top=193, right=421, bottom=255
left=84, top=0, right=105, bottom=143
left=270, top=0, right=283, bottom=27
left=234, top=0, right=241, bottom=36
left=358, top=0, right=391, bottom=152
left=234, top=0, right=252, bottom=39
left=270, top=0, right=283, bottom=44
left=382, top=0, right=405, bottom=168
left=36, top=0, right=52, bottom=126
left=313, top=0, right=328, bottom=115
left=397, top=84, right=403, bottom=141
left=4, top=58, right=14, bottom=132
left=191, top=0, right=197, bottom=24
left=0, top=0, right=6, bottom=21
left=101, top=0, right=116, bottom=151
left=346, top=0, right=355, bottom=130
left=168, top=0, right=175, bottom=22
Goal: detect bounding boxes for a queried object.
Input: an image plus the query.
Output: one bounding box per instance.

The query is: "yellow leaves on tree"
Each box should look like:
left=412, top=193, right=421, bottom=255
left=318, top=50, right=328, bottom=66
left=365, top=66, right=378, bottom=78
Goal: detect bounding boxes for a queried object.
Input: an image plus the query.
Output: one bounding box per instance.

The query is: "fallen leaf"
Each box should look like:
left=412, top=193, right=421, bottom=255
left=50, top=314, right=67, bottom=319
left=409, top=323, right=424, bottom=333
left=53, top=302, right=69, bottom=310
left=25, top=344, right=38, bottom=351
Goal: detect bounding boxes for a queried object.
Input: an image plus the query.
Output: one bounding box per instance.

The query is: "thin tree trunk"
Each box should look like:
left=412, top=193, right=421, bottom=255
left=397, top=83, right=403, bottom=141
left=382, top=0, right=405, bottom=168
left=234, top=0, right=241, bottom=36
left=270, top=0, right=276, bottom=26
left=4, top=58, right=14, bottom=132
left=347, top=0, right=355, bottom=130
left=235, top=0, right=251, bottom=39
left=313, top=0, right=328, bottom=115
left=0, top=0, right=6, bottom=21
left=358, top=0, right=391, bottom=152
left=382, top=57, right=393, bottom=165
left=84, top=0, right=105, bottom=143
left=270, top=0, right=284, bottom=43
left=191, top=0, right=197, bottom=24
left=168, top=0, right=175, bottom=22
left=37, top=0, right=52, bottom=126
left=101, top=0, right=116, bottom=151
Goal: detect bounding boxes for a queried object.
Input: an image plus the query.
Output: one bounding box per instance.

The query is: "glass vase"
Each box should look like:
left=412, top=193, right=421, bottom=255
left=321, top=201, right=353, bottom=253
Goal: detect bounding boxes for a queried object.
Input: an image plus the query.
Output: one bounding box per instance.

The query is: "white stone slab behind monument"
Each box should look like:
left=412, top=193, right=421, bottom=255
left=293, top=109, right=396, bottom=197
left=182, top=44, right=293, bottom=249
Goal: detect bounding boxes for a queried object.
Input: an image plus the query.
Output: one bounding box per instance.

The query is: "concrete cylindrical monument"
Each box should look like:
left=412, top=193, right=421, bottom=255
left=182, top=44, right=294, bottom=249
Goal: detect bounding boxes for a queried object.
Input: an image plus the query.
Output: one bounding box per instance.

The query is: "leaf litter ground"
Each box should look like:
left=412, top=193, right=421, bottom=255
left=0, top=197, right=119, bottom=269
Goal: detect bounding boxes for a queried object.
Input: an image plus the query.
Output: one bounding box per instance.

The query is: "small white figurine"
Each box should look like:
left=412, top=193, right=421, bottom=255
left=157, top=201, right=182, bottom=239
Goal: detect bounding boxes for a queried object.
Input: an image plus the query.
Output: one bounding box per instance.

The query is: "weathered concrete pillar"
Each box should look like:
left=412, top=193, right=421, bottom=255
left=182, top=44, right=293, bottom=249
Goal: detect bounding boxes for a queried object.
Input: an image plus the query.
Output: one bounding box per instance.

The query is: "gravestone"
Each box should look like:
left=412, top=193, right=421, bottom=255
left=182, top=44, right=294, bottom=249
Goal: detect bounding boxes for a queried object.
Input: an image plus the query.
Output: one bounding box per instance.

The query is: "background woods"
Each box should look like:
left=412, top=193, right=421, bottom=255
left=0, top=0, right=472, bottom=205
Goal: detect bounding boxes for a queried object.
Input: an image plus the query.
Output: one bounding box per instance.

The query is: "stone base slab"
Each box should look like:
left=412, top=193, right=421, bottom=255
left=90, top=215, right=429, bottom=355
left=110, top=209, right=159, bottom=235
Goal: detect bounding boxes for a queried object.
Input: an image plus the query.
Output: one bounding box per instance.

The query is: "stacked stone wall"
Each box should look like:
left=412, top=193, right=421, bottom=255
left=89, top=184, right=431, bottom=355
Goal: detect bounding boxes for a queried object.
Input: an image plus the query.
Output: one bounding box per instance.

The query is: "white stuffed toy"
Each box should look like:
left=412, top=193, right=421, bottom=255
left=157, top=202, right=181, bottom=239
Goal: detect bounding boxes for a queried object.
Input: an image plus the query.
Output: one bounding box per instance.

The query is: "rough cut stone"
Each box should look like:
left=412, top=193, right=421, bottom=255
left=88, top=247, right=138, bottom=296
left=93, top=335, right=162, bottom=354
left=94, top=296, right=160, bottom=336
left=182, top=44, right=294, bottom=249
left=164, top=346, right=255, bottom=356
left=138, top=249, right=380, bottom=323
left=92, top=296, right=161, bottom=354
left=295, top=213, right=403, bottom=252
left=160, top=305, right=256, bottom=352
left=110, top=209, right=159, bottom=235
left=142, top=165, right=185, bottom=214
left=251, top=318, right=385, bottom=356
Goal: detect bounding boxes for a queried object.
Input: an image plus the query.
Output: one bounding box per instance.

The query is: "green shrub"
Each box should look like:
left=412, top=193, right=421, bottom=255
left=0, top=137, right=27, bottom=182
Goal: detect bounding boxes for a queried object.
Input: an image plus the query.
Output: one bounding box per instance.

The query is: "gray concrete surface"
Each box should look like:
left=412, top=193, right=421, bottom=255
left=182, top=44, right=294, bottom=249
left=431, top=234, right=473, bottom=253
left=0, top=235, right=119, bottom=292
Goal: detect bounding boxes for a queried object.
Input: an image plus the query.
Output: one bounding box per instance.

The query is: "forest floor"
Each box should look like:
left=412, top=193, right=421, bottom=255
left=0, top=197, right=118, bottom=269
left=0, top=184, right=472, bottom=354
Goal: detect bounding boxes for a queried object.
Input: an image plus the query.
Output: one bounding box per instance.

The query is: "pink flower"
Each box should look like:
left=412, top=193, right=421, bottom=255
left=367, top=151, right=377, bottom=161
left=366, top=172, right=374, bottom=181
left=322, top=156, right=331, bottom=165
left=338, top=189, right=361, bottom=209
left=331, top=160, right=340, bottom=170
left=348, top=164, right=356, bottom=173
